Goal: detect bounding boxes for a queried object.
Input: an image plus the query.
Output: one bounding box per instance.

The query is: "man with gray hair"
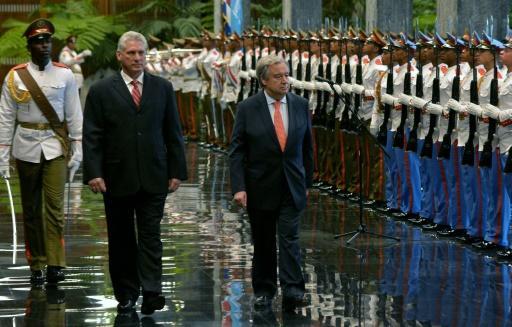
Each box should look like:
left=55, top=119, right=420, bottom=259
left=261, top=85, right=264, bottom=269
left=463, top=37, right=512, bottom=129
left=229, top=55, right=313, bottom=312
left=83, top=31, right=187, bottom=315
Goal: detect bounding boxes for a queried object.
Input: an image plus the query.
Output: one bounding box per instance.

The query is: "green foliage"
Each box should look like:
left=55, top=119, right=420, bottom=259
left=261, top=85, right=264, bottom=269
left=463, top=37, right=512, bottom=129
left=413, top=0, right=436, bottom=31
left=250, top=0, right=282, bottom=28
left=0, top=0, right=127, bottom=71
left=323, top=0, right=365, bottom=28
left=135, top=0, right=213, bottom=39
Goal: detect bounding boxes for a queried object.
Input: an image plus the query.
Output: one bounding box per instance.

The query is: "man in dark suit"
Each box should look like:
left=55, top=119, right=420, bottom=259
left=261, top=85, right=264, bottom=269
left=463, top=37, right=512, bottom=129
left=83, top=31, right=187, bottom=315
left=229, top=55, right=313, bottom=312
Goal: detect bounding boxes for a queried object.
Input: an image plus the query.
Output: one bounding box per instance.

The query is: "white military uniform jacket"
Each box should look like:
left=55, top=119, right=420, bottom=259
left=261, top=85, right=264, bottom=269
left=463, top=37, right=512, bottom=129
left=0, top=61, right=82, bottom=164
left=181, top=52, right=201, bottom=94
left=222, top=49, right=243, bottom=104
left=59, top=45, right=85, bottom=89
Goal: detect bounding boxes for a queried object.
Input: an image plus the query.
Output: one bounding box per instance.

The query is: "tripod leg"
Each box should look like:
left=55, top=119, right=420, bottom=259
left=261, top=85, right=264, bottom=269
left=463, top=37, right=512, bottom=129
left=365, top=230, right=400, bottom=241
left=334, top=230, right=358, bottom=239
left=346, top=231, right=362, bottom=244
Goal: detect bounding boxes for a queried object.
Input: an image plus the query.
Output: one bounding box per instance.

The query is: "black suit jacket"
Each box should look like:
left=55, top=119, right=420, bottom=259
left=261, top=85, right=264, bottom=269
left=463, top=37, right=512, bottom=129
left=229, top=91, right=313, bottom=211
left=83, top=72, right=187, bottom=196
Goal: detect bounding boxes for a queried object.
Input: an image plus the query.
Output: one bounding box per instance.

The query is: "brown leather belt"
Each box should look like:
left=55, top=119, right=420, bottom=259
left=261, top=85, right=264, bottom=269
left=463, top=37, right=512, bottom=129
left=19, top=122, right=52, bottom=130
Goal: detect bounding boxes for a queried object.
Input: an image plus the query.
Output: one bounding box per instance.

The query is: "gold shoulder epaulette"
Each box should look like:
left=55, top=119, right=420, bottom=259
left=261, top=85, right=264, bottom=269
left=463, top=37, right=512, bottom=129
left=52, top=62, right=69, bottom=69
left=12, top=63, right=28, bottom=70
left=7, top=69, right=31, bottom=103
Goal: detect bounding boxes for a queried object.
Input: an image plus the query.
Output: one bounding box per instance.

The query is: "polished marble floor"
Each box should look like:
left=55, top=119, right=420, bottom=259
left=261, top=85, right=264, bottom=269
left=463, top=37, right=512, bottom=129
left=0, top=142, right=511, bottom=326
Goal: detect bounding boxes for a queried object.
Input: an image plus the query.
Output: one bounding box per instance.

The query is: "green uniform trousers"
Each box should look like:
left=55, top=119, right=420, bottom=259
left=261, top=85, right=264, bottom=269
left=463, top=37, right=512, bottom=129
left=16, top=155, right=67, bottom=270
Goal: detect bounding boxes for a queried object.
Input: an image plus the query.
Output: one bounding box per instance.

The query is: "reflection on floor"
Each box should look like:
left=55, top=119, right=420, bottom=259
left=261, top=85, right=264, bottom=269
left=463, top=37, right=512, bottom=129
left=0, top=142, right=511, bottom=326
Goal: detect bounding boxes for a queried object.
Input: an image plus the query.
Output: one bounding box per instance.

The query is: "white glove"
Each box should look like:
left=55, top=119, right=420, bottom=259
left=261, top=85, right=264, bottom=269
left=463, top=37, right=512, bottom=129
left=333, top=84, right=342, bottom=94
left=248, top=70, right=256, bottom=78
left=67, top=142, right=82, bottom=182
left=398, top=93, right=413, bottom=106
left=302, top=81, right=315, bottom=90
left=238, top=70, right=250, bottom=80
left=341, top=82, right=352, bottom=94
left=0, top=165, right=9, bottom=179
left=466, top=102, right=483, bottom=117
left=411, top=96, right=428, bottom=109
left=483, top=104, right=501, bottom=119
left=425, top=103, right=444, bottom=115
left=498, top=109, right=512, bottom=122
left=320, top=82, right=332, bottom=92
left=446, top=99, right=466, bottom=113
left=381, top=94, right=397, bottom=106
left=352, top=84, right=365, bottom=94
left=82, top=49, right=92, bottom=57
left=0, top=146, right=10, bottom=178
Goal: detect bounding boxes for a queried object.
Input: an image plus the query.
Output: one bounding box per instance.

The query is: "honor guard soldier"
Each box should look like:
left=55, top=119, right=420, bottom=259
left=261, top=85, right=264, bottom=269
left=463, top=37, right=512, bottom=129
left=446, top=32, right=487, bottom=243
left=58, top=35, right=92, bottom=91
left=460, top=34, right=509, bottom=252
left=484, top=38, right=512, bottom=259
left=221, top=32, right=243, bottom=144
left=407, top=31, right=437, bottom=226
left=0, top=18, right=83, bottom=285
left=181, top=37, right=203, bottom=141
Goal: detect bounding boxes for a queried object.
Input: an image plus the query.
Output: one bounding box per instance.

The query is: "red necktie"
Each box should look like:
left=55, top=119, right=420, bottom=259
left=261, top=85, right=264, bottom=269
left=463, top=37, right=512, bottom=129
left=131, top=80, right=141, bottom=108
left=273, top=100, right=287, bottom=151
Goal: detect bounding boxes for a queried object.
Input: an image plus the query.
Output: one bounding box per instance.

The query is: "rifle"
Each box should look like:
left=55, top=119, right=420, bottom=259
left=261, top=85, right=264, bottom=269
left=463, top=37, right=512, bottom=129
left=479, top=48, right=498, bottom=167
left=377, top=48, right=394, bottom=145
left=287, top=34, right=293, bottom=77
left=254, top=34, right=263, bottom=93
left=438, top=40, right=461, bottom=159
left=303, top=37, right=312, bottom=100
left=406, top=43, right=423, bottom=152
left=351, top=36, right=363, bottom=128
left=321, top=38, right=332, bottom=127
left=295, top=34, right=303, bottom=96
left=462, top=38, right=479, bottom=165
left=331, top=36, right=343, bottom=123
left=313, top=36, right=324, bottom=126
left=340, top=37, right=352, bottom=131
left=248, top=35, right=257, bottom=97
left=237, top=36, right=247, bottom=103
left=393, top=39, right=412, bottom=148
left=420, top=44, right=440, bottom=158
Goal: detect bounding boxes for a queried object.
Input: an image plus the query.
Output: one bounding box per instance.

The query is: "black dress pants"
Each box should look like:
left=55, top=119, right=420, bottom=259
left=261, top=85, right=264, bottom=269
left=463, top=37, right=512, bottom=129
left=103, top=189, right=167, bottom=302
left=247, top=190, right=306, bottom=298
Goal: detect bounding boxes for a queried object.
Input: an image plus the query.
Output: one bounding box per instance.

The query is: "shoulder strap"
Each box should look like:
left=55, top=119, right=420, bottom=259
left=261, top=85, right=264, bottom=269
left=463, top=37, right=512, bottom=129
left=16, top=67, right=69, bottom=155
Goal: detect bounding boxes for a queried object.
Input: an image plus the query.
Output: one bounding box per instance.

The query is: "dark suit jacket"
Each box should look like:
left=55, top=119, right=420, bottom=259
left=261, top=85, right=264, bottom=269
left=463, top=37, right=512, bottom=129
left=229, top=91, right=313, bottom=211
left=83, top=71, right=187, bottom=196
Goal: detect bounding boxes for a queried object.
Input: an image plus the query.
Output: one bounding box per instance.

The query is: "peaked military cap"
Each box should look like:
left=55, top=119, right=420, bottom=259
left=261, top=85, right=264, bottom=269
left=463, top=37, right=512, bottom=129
left=23, top=18, right=54, bottom=40
left=478, top=32, right=504, bottom=51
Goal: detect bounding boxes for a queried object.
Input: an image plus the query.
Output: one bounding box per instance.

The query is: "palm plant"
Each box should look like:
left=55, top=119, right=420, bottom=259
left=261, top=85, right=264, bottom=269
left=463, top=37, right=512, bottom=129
left=134, top=0, right=213, bottom=40
left=0, top=0, right=127, bottom=71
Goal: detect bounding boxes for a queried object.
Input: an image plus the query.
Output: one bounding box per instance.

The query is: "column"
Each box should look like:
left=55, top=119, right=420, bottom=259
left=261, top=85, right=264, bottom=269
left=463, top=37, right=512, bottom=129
left=282, top=0, right=322, bottom=30
left=366, top=0, right=413, bottom=33
left=437, top=0, right=509, bottom=39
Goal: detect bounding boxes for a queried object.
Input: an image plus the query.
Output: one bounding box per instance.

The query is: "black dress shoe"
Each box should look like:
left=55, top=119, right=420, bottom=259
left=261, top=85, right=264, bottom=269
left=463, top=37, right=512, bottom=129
left=282, top=295, right=308, bottom=312
left=455, top=234, right=482, bottom=244
left=497, top=248, right=512, bottom=260
left=392, top=211, right=408, bottom=219
left=141, top=294, right=165, bottom=315
left=472, top=240, right=498, bottom=251
left=253, top=295, right=273, bottom=311
left=46, top=266, right=65, bottom=285
left=437, top=228, right=467, bottom=237
left=117, top=299, right=136, bottom=314
left=363, top=199, right=376, bottom=207
left=30, top=270, right=45, bottom=286
left=408, top=217, right=430, bottom=225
